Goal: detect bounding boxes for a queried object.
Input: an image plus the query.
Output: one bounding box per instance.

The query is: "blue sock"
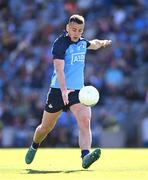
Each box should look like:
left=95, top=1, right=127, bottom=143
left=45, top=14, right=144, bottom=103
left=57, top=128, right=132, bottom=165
left=31, top=142, right=39, bottom=149
left=81, top=150, right=89, bottom=159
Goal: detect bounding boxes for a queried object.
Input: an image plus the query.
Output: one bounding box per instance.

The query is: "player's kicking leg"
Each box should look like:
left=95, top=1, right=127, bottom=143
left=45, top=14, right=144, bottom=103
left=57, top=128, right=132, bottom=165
left=82, top=148, right=101, bottom=169
left=25, top=110, right=62, bottom=164
left=70, top=103, right=101, bottom=169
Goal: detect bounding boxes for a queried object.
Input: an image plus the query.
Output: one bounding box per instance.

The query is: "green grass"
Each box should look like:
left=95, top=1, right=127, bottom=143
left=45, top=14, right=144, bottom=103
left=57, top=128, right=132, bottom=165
left=0, top=148, right=148, bottom=180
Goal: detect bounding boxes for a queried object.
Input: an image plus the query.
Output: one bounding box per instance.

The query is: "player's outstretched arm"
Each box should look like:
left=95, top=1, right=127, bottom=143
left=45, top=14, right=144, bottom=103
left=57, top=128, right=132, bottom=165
left=87, top=39, right=112, bottom=50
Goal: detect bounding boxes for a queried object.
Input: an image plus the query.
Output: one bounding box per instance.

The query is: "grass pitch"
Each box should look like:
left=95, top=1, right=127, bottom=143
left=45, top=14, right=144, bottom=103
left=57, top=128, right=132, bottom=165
left=0, top=148, right=148, bottom=180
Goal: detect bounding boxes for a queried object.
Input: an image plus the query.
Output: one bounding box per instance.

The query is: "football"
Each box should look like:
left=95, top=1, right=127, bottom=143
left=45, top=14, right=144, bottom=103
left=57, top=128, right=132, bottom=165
left=79, top=86, right=100, bottom=106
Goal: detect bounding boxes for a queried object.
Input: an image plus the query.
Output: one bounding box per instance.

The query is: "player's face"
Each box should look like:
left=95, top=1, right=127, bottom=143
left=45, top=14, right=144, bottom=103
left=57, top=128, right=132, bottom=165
left=67, top=22, right=84, bottom=42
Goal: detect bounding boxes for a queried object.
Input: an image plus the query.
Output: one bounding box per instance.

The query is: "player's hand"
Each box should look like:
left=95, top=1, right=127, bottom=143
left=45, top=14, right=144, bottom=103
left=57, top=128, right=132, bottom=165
left=62, top=89, right=75, bottom=105
left=101, top=40, right=112, bottom=47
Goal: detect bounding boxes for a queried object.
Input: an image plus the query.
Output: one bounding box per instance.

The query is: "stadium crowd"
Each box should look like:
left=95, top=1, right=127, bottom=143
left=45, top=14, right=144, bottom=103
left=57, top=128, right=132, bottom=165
left=0, top=0, right=148, bottom=148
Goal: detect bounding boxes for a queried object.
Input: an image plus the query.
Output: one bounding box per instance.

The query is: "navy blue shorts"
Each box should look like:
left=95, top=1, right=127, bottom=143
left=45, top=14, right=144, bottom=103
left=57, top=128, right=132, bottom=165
left=44, top=88, right=80, bottom=113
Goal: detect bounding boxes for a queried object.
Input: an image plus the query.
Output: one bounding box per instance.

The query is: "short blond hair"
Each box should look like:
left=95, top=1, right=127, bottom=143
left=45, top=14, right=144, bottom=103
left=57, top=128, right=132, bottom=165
left=69, top=14, right=84, bottom=24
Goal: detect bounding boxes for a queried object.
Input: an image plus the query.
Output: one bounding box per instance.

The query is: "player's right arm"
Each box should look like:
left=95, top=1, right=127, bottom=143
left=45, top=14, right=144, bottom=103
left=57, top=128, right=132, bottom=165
left=53, top=59, right=74, bottom=105
left=52, top=36, right=74, bottom=105
left=53, top=59, right=69, bottom=105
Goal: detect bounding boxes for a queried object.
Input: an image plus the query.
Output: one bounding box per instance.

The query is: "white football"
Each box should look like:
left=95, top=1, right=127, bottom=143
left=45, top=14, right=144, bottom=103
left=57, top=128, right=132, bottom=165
left=79, top=86, right=100, bottom=106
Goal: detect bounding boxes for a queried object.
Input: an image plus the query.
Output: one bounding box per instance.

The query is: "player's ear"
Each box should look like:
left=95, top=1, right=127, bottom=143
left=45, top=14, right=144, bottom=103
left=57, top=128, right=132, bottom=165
left=66, top=24, right=69, bottom=32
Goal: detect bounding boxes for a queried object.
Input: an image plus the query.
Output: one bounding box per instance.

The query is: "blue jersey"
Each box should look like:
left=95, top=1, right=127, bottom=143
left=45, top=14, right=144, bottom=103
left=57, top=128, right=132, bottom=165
left=50, top=33, right=90, bottom=90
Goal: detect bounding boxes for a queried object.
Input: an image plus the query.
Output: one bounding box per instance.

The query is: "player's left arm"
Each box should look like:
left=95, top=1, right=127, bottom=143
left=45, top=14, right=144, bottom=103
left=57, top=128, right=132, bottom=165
left=87, top=39, right=112, bottom=50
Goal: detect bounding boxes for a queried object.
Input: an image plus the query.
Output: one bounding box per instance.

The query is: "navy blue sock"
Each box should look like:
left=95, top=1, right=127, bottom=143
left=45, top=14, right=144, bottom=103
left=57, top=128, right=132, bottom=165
left=31, top=142, right=39, bottom=149
left=81, top=150, right=90, bottom=159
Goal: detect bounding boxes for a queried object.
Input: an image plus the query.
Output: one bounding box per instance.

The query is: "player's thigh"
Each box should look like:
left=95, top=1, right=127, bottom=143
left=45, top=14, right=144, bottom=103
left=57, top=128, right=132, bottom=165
left=41, top=110, right=62, bottom=129
left=70, top=103, right=91, bottom=127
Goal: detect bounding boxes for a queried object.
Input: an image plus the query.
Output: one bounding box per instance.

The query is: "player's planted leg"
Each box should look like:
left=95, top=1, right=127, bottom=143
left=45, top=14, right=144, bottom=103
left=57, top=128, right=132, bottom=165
left=25, top=145, right=38, bottom=164
left=82, top=148, right=101, bottom=169
left=25, top=111, right=61, bottom=164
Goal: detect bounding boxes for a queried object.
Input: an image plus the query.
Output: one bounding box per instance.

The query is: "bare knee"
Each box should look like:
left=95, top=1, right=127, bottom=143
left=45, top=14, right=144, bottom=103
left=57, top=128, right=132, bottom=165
left=37, top=124, right=51, bottom=136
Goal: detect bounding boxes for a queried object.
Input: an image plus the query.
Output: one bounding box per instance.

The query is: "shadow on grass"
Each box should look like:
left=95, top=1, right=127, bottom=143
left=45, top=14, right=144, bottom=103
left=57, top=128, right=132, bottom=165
left=25, top=168, right=94, bottom=174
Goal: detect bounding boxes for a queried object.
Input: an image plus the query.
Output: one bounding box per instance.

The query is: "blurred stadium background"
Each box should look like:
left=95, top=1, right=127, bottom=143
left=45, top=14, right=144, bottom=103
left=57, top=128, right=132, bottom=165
left=0, top=0, right=148, bottom=148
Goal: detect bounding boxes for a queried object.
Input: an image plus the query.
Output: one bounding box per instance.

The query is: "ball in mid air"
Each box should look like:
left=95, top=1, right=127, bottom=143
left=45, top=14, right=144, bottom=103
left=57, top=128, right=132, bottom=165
left=79, top=86, right=100, bottom=107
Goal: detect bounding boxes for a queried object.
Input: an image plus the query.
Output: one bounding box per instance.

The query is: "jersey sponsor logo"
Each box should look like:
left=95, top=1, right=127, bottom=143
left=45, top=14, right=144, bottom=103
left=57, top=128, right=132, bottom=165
left=71, top=52, right=85, bottom=65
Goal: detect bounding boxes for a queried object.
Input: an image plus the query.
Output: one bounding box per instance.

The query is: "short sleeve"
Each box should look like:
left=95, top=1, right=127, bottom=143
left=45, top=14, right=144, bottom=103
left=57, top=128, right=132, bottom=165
left=86, top=40, right=91, bottom=48
left=52, top=38, right=66, bottom=60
